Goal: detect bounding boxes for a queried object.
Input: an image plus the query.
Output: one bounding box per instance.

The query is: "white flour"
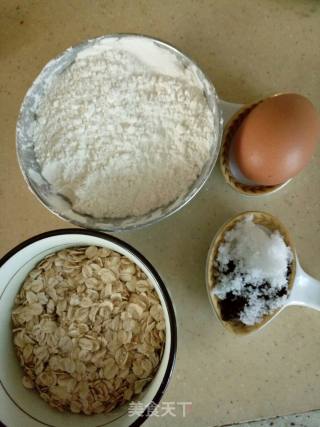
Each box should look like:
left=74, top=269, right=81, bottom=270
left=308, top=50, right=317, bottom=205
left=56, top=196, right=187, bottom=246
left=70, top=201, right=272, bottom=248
left=33, top=41, right=214, bottom=218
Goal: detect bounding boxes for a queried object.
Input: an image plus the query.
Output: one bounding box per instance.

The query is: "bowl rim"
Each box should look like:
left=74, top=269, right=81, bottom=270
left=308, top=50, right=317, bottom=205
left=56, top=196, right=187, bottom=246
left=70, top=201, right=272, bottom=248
left=16, top=32, right=223, bottom=233
left=0, top=228, right=177, bottom=427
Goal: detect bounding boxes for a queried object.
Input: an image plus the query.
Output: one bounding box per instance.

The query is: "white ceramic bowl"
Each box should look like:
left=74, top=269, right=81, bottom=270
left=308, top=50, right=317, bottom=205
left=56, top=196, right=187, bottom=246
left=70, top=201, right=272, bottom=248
left=0, top=230, right=177, bottom=427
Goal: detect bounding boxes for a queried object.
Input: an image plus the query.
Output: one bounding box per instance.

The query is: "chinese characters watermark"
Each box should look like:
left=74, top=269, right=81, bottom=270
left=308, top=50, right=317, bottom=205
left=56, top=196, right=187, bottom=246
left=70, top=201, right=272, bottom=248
left=128, top=400, right=192, bottom=417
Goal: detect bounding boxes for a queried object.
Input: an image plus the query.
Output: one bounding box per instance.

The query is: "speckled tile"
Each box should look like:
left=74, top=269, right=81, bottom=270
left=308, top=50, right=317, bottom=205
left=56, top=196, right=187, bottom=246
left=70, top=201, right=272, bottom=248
left=228, top=410, right=320, bottom=427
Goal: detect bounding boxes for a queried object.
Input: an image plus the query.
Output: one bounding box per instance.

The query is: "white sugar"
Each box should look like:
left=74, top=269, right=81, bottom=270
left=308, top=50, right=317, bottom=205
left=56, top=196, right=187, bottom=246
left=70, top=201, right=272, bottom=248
left=213, top=215, right=293, bottom=325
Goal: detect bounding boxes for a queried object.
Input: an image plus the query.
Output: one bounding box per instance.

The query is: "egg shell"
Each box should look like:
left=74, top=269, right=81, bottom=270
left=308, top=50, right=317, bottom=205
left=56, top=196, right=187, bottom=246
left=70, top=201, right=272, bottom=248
left=234, top=94, right=320, bottom=186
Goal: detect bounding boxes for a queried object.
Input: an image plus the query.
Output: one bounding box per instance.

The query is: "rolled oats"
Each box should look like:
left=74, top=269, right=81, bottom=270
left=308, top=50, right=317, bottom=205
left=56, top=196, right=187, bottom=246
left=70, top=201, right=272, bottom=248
left=12, top=246, right=165, bottom=415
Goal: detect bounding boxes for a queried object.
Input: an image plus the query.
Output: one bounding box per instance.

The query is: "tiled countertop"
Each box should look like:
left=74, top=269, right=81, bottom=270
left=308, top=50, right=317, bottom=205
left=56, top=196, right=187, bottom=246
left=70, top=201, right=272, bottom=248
left=231, top=411, right=320, bottom=427
left=1, top=1, right=320, bottom=426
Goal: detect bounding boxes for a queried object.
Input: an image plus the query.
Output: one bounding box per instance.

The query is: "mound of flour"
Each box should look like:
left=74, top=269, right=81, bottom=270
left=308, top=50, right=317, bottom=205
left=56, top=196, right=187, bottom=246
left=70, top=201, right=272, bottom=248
left=33, top=41, right=214, bottom=218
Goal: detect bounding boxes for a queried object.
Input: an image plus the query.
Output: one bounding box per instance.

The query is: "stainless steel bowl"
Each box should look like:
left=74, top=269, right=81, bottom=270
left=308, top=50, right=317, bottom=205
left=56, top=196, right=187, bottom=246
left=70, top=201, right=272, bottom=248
left=16, top=34, right=223, bottom=232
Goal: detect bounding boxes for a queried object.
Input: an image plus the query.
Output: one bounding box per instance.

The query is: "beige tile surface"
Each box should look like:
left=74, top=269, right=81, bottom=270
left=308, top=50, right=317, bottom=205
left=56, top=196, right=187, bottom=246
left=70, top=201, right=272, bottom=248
left=233, top=410, right=320, bottom=427
left=1, top=1, right=320, bottom=426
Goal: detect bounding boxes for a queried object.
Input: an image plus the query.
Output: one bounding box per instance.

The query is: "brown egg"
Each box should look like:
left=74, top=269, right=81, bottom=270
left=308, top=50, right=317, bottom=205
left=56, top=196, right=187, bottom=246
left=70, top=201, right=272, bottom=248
left=234, top=94, right=320, bottom=186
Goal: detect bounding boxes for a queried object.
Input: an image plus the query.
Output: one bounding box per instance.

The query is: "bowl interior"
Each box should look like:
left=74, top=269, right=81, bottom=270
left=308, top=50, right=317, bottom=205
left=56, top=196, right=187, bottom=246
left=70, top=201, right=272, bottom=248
left=206, top=211, right=296, bottom=335
left=16, top=34, right=222, bottom=232
left=0, top=232, right=175, bottom=427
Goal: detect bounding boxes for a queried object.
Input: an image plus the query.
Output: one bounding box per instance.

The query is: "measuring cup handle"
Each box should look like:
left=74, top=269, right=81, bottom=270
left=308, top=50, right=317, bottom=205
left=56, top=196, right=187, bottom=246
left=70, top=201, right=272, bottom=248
left=289, top=262, right=320, bottom=311
left=218, top=99, right=241, bottom=123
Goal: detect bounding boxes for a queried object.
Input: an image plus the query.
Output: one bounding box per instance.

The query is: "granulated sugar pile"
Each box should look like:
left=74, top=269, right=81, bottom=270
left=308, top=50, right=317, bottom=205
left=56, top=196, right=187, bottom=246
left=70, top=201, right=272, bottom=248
left=33, top=40, right=214, bottom=218
left=213, top=215, right=293, bottom=325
